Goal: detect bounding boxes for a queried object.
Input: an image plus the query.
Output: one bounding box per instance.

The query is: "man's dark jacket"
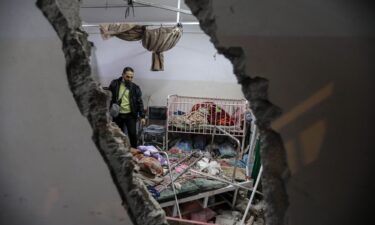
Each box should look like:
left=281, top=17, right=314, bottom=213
left=108, top=77, right=145, bottom=118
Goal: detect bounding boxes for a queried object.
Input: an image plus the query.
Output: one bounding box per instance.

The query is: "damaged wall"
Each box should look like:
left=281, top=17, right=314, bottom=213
left=0, top=1, right=374, bottom=225
left=185, top=0, right=375, bottom=225
left=0, top=1, right=134, bottom=225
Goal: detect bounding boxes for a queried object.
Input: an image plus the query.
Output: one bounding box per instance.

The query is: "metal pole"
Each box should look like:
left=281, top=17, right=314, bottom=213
left=176, top=0, right=181, bottom=23
left=81, top=21, right=199, bottom=28
left=239, top=165, right=263, bottom=225
left=156, top=151, right=182, bottom=219
left=133, top=0, right=192, bottom=15
left=165, top=95, right=170, bottom=151
left=232, top=188, right=239, bottom=208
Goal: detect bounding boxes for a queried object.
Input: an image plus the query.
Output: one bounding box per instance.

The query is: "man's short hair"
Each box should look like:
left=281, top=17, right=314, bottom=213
left=123, top=67, right=134, bottom=74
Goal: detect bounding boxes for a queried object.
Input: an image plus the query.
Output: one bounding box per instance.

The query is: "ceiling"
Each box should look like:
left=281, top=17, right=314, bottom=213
left=79, top=0, right=375, bottom=36
left=80, top=0, right=198, bottom=24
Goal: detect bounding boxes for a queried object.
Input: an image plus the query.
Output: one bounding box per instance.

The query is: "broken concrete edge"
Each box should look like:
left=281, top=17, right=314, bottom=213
left=184, top=0, right=290, bottom=225
left=35, top=0, right=168, bottom=225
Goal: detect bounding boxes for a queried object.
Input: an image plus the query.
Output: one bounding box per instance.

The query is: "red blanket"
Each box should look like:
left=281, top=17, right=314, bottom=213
left=191, top=102, right=235, bottom=126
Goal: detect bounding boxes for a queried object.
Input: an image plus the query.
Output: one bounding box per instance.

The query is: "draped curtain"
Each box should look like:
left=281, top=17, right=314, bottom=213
left=142, top=26, right=182, bottom=71
left=99, top=23, right=183, bottom=71
left=99, top=23, right=144, bottom=41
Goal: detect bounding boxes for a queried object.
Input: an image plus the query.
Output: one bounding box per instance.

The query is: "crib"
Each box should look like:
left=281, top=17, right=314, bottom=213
left=166, top=94, right=249, bottom=156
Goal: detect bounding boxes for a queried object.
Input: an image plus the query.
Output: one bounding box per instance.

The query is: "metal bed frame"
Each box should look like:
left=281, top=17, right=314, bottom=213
left=166, top=94, right=248, bottom=152
left=161, top=95, right=257, bottom=220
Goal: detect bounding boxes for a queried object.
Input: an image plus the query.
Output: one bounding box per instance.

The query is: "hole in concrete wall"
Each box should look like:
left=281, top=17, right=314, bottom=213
left=36, top=0, right=289, bottom=225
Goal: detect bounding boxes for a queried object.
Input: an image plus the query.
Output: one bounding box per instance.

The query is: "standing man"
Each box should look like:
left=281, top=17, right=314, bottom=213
left=109, top=67, right=146, bottom=148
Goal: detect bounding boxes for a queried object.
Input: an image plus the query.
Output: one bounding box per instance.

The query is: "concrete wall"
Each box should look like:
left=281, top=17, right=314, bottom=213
left=0, top=1, right=131, bottom=225
left=210, top=0, right=375, bottom=224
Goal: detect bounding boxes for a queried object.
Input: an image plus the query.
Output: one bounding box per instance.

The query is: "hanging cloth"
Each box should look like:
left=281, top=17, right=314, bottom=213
left=99, top=23, right=182, bottom=71
left=142, top=26, right=182, bottom=71
left=99, top=23, right=144, bottom=41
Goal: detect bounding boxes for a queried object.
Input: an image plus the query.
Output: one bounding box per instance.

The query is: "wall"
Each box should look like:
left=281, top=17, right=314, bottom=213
left=87, top=30, right=245, bottom=106
left=1, top=0, right=374, bottom=225
left=210, top=0, right=375, bottom=224
left=0, top=1, right=132, bottom=225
